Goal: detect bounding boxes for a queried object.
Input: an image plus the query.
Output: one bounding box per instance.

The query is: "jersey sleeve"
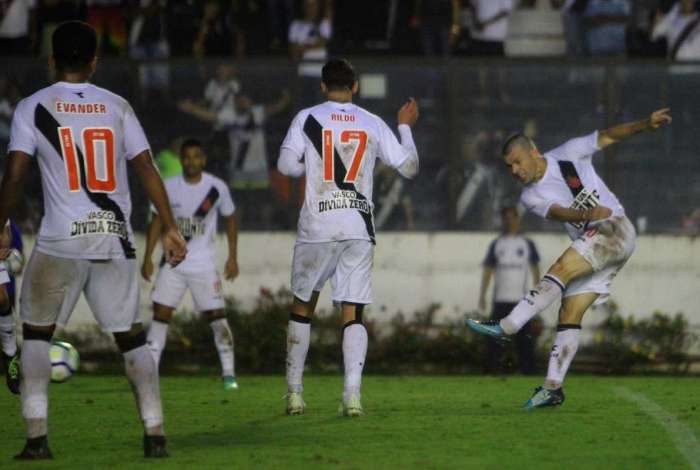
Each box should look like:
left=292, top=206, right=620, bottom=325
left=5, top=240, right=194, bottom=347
left=520, top=187, right=555, bottom=220
left=8, top=99, right=37, bottom=156
left=280, top=112, right=306, bottom=157
left=545, top=131, right=599, bottom=163
left=526, top=238, right=540, bottom=264
left=376, top=119, right=418, bottom=177
left=483, top=240, right=497, bottom=267
left=217, top=181, right=236, bottom=217
left=123, top=104, right=151, bottom=160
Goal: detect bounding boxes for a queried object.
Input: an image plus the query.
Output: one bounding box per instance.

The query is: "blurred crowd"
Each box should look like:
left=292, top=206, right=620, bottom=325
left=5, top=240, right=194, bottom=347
left=1, top=0, right=700, bottom=236
left=1, top=1, right=700, bottom=61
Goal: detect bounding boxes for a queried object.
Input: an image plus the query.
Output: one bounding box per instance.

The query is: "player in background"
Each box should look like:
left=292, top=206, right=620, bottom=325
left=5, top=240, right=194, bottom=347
left=141, top=138, right=239, bottom=390
left=0, top=21, right=187, bottom=459
left=0, top=220, right=24, bottom=394
left=467, top=108, right=672, bottom=409
left=278, top=59, right=419, bottom=416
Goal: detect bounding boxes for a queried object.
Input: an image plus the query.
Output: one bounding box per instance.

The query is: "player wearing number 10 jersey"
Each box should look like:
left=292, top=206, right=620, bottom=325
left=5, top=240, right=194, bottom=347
left=277, top=59, right=419, bottom=416
left=0, top=21, right=186, bottom=459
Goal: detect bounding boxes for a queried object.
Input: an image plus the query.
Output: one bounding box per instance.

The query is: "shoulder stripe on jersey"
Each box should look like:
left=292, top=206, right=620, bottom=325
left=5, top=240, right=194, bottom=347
left=303, top=114, right=376, bottom=244
left=34, top=103, right=136, bottom=258
left=193, top=187, right=220, bottom=218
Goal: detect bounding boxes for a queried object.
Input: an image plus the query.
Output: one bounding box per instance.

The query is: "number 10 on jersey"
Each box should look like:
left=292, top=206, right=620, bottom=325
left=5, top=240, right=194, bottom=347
left=59, top=127, right=116, bottom=193
left=322, top=129, right=367, bottom=183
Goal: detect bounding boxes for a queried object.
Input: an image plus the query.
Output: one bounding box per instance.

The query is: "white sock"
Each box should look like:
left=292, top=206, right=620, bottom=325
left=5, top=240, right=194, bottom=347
left=500, top=274, right=564, bottom=335
left=123, top=345, right=163, bottom=430
left=342, top=323, right=368, bottom=402
left=146, top=320, right=169, bottom=368
left=286, top=315, right=310, bottom=394
left=0, top=309, right=17, bottom=356
left=544, top=325, right=581, bottom=390
left=20, top=340, right=51, bottom=438
left=210, top=318, right=235, bottom=377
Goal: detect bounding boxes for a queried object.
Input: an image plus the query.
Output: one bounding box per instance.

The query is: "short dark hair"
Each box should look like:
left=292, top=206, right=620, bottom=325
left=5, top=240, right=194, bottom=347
left=322, top=59, right=357, bottom=91
left=501, top=133, right=534, bottom=157
left=180, top=138, right=203, bottom=155
left=52, top=21, right=97, bottom=73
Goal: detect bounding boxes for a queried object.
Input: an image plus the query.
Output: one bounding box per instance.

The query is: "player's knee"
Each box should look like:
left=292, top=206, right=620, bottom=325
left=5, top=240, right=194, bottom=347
left=0, top=288, right=10, bottom=312
left=558, top=305, right=582, bottom=325
left=341, top=303, right=364, bottom=328
left=23, top=323, right=55, bottom=342
left=113, top=324, right=147, bottom=353
left=204, top=310, right=225, bottom=322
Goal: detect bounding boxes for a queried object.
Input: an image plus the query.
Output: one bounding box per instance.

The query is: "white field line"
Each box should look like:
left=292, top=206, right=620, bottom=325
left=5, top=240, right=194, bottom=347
left=614, top=386, right=700, bottom=470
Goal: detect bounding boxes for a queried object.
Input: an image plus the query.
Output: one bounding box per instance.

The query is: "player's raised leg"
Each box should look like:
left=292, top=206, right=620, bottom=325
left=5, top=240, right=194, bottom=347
left=146, top=303, right=175, bottom=368
left=467, top=247, right=593, bottom=340
left=340, top=302, right=367, bottom=417
left=286, top=292, right=318, bottom=415
left=524, top=292, right=598, bottom=410
left=204, top=310, right=237, bottom=390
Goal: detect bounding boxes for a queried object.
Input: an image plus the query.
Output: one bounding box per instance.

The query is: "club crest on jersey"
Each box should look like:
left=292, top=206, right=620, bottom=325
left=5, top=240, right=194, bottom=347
left=566, top=176, right=582, bottom=189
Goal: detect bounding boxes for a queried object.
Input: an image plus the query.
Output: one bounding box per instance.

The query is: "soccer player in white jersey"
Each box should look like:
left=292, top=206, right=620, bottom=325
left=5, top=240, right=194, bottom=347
left=141, top=138, right=240, bottom=390
left=467, top=108, right=672, bottom=409
left=0, top=21, right=187, bottom=459
left=277, top=59, right=419, bottom=416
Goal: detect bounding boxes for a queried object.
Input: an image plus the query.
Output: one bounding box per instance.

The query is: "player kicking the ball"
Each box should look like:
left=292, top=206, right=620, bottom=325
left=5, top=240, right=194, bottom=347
left=467, top=108, right=671, bottom=409
left=141, top=138, right=240, bottom=390
left=278, top=59, right=419, bottom=416
left=0, top=21, right=187, bottom=459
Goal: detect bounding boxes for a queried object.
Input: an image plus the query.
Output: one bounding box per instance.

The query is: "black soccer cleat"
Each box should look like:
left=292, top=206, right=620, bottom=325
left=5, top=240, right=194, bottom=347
left=523, top=386, right=565, bottom=410
left=144, top=434, right=168, bottom=458
left=3, top=352, right=20, bottom=395
left=14, top=435, right=53, bottom=460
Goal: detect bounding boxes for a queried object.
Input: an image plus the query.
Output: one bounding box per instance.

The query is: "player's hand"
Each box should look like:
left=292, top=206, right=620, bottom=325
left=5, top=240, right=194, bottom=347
left=224, top=257, right=239, bottom=281
left=162, top=227, right=187, bottom=267
left=398, top=98, right=419, bottom=127
left=141, top=259, right=154, bottom=282
left=649, top=108, right=672, bottom=129
left=585, top=206, right=613, bottom=221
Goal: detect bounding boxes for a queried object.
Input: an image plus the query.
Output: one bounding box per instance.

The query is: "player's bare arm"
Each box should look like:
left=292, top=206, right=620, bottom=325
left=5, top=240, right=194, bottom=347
left=224, top=215, right=239, bottom=281
left=478, top=266, right=494, bottom=312
left=546, top=204, right=612, bottom=223
left=0, top=151, right=32, bottom=251
left=129, top=151, right=187, bottom=266
left=394, top=98, right=420, bottom=179
left=141, top=213, right=162, bottom=282
left=597, top=108, right=671, bottom=149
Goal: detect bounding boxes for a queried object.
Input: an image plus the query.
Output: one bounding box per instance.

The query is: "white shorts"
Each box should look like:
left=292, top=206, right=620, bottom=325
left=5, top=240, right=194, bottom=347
left=20, top=250, right=140, bottom=333
left=151, top=263, right=224, bottom=312
left=566, top=215, right=636, bottom=303
left=291, top=240, right=373, bottom=304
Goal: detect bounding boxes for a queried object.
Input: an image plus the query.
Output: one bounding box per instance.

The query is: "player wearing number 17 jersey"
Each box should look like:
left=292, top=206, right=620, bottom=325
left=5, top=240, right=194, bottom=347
left=277, top=59, right=419, bottom=416
left=0, top=21, right=187, bottom=459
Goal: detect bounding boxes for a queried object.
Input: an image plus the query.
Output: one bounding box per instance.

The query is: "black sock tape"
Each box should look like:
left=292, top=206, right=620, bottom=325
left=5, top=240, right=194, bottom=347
left=22, top=325, right=53, bottom=342
left=556, top=323, right=582, bottom=331
left=289, top=313, right=311, bottom=324
left=114, top=330, right=147, bottom=353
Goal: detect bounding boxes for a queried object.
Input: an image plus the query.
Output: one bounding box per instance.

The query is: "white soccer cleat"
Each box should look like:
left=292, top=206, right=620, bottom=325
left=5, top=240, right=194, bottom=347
left=339, top=394, right=363, bottom=417
left=286, top=392, right=305, bottom=415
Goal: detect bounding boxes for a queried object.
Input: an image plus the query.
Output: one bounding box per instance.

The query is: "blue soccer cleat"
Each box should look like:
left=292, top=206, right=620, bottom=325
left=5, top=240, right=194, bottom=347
left=465, top=319, right=511, bottom=342
left=523, top=386, right=565, bottom=410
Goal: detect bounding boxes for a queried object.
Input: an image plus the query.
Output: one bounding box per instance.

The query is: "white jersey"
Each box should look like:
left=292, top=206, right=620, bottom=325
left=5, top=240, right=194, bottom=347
left=160, top=173, right=235, bottom=269
left=520, top=131, right=625, bottom=240
left=483, top=234, right=540, bottom=303
left=279, top=100, right=417, bottom=243
left=8, top=81, right=150, bottom=259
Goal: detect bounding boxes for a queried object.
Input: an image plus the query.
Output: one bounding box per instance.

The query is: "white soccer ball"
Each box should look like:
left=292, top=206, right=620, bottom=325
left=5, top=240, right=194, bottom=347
left=49, top=341, right=80, bottom=383
left=1, top=248, right=24, bottom=275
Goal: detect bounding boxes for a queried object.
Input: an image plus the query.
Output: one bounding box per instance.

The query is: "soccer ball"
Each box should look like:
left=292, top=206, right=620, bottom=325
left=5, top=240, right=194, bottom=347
left=1, top=248, right=24, bottom=275
left=49, top=341, right=80, bottom=383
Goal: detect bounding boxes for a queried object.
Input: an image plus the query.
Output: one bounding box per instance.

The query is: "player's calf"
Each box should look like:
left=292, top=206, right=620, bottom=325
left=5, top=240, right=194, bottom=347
left=340, top=303, right=367, bottom=417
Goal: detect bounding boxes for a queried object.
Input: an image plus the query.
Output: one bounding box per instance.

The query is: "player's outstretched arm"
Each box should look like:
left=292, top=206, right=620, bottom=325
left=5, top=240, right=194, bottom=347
left=547, top=204, right=612, bottom=223
left=381, top=98, right=420, bottom=179
left=597, top=108, right=671, bottom=149
left=129, top=151, right=187, bottom=266
left=224, top=215, right=239, bottom=281
left=141, top=213, right=162, bottom=282
left=0, top=151, right=31, bottom=252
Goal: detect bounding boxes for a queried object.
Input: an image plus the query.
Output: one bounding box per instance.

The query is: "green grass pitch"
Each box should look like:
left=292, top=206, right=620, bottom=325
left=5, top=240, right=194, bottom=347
left=1, top=375, right=699, bottom=469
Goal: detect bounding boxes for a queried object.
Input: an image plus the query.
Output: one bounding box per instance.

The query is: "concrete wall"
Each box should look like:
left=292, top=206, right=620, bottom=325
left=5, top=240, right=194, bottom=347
left=13, top=233, right=700, bottom=330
